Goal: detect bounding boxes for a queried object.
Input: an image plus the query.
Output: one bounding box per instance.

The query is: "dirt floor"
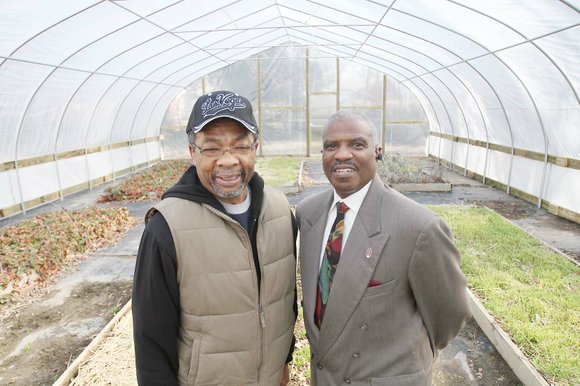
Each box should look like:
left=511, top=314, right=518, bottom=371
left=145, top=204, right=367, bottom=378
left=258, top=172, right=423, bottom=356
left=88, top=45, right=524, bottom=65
left=0, top=158, right=577, bottom=385
left=0, top=282, right=132, bottom=385
left=0, top=197, right=147, bottom=386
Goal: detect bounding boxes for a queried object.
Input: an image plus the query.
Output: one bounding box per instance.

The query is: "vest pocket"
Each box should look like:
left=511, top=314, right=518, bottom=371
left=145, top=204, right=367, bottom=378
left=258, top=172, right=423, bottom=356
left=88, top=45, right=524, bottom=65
left=178, top=333, right=202, bottom=384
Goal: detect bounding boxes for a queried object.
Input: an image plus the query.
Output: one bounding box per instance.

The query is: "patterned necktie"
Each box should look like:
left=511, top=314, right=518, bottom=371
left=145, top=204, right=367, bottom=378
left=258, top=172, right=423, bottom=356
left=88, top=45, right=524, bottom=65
left=315, top=201, right=350, bottom=328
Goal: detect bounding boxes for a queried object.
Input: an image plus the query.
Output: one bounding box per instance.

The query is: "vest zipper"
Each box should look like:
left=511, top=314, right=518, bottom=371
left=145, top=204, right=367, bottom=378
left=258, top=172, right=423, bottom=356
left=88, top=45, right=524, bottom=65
left=258, top=303, right=267, bottom=327
left=203, top=205, right=265, bottom=384
left=257, top=221, right=265, bottom=385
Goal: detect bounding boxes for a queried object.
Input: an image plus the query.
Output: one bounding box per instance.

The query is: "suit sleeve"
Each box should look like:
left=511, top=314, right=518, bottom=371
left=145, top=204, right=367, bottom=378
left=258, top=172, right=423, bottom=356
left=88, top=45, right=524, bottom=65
left=285, top=209, right=299, bottom=363
left=408, top=216, right=471, bottom=352
left=132, top=212, right=180, bottom=386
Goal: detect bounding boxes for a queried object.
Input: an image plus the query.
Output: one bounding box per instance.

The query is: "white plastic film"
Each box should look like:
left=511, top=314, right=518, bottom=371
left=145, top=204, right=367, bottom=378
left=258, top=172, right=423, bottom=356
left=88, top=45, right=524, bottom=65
left=17, top=69, right=89, bottom=160
left=57, top=74, right=118, bottom=153
left=0, top=61, right=53, bottom=162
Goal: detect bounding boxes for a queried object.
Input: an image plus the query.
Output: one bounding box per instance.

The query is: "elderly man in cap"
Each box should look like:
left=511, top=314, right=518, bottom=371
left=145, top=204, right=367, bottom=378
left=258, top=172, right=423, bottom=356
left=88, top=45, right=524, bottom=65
left=132, top=91, right=297, bottom=386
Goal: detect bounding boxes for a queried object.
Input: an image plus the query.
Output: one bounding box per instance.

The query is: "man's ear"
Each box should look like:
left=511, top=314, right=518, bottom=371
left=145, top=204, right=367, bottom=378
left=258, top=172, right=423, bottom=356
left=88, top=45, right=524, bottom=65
left=189, top=144, right=198, bottom=166
left=251, top=141, right=260, bottom=164
left=375, top=145, right=383, bottom=161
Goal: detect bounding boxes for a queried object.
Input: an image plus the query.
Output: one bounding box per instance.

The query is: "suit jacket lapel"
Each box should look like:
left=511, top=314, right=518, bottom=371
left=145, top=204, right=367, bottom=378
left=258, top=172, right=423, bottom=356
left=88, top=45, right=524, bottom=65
left=300, top=191, right=334, bottom=341
left=317, top=175, right=390, bottom=358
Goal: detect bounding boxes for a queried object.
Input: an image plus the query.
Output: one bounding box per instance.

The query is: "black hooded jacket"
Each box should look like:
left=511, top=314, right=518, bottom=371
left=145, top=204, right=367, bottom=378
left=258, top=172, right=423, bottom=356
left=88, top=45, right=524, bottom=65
left=132, top=165, right=298, bottom=385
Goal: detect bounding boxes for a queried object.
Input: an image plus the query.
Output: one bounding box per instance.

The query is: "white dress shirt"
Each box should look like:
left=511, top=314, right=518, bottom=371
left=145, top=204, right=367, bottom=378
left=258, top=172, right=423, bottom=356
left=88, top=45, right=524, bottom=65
left=318, top=181, right=372, bottom=268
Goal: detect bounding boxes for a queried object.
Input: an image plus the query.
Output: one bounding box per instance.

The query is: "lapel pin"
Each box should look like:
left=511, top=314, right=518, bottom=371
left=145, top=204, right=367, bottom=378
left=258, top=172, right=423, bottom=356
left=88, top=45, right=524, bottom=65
left=365, top=248, right=373, bottom=258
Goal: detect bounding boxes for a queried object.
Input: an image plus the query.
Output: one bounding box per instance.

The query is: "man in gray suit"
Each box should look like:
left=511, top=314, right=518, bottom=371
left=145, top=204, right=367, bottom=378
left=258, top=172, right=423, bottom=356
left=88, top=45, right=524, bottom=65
left=296, top=110, right=471, bottom=386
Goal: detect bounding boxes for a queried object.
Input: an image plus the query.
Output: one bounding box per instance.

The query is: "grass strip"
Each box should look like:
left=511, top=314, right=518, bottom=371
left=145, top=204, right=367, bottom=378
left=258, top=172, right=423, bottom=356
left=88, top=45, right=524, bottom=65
left=255, top=156, right=302, bottom=188
left=431, top=205, right=579, bottom=385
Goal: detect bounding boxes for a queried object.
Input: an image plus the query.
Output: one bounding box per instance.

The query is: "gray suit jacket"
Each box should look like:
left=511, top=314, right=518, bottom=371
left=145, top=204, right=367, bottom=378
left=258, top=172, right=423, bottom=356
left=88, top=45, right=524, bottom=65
left=296, top=175, right=471, bottom=386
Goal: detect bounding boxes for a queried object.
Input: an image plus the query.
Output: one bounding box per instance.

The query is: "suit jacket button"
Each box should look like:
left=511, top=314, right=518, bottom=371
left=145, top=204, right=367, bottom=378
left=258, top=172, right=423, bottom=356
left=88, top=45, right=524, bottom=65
left=344, top=378, right=351, bottom=384
left=360, top=323, right=368, bottom=330
left=317, top=364, right=323, bottom=370
left=352, top=352, right=360, bottom=358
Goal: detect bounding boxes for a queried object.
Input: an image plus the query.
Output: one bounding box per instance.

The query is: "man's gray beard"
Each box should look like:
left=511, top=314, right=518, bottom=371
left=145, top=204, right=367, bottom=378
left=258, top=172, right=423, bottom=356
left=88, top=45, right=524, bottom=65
left=210, top=169, right=248, bottom=200
left=213, top=182, right=247, bottom=199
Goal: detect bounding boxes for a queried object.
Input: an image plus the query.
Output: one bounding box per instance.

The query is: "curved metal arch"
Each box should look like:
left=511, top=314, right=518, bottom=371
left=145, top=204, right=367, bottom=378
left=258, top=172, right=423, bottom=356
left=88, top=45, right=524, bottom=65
left=404, top=75, right=458, bottom=164
left=283, top=33, right=465, bottom=169
left=13, top=3, right=164, bottom=166
left=355, top=35, right=491, bottom=163
left=9, top=0, right=183, bottom=207
left=108, top=82, right=159, bottom=171
left=118, top=1, right=477, bottom=166
left=373, top=35, right=509, bottom=184
left=279, top=5, right=503, bottom=178
left=378, top=9, right=519, bottom=179
left=110, top=0, right=278, bottom=73
left=137, top=40, right=448, bottom=163
left=448, top=0, right=579, bottom=202
left=397, top=79, right=443, bottom=159
left=394, top=4, right=552, bottom=204
left=354, top=37, right=493, bottom=179
left=124, top=31, right=291, bottom=152
left=43, top=0, right=247, bottom=160
left=449, top=0, right=579, bottom=103
left=5, top=1, right=106, bottom=58
left=127, top=1, right=513, bottom=188
left=362, top=32, right=492, bottom=176
left=47, top=16, right=153, bottom=192
left=275, top=0, right=292, bottom=43
left=7, top=1, right=570, bottom=211
left=258, top=2, right=481, bottom=156
left=5, top=0, right=107, bottom=212
left=95, top=4, right=279, bottom=86
left=54, top=1, right=266, bottom=183
left=328, top=19, right=496, bottom=177
left=280, top=3, right=480, bottom=169
left=338, top=42, right=471, bottom=167
left=125, top=33, right=313, bottom=159
left=425, top=72, right=471, bottom=169
left=285, top=38, right=454, bottom=159
left=110, top=28, right=288, bottom=173
left=142, top=86, right=184, bottom=157
left=282, top=23, right=467, bottom=158
left=95, top=2, right=279, bottom=171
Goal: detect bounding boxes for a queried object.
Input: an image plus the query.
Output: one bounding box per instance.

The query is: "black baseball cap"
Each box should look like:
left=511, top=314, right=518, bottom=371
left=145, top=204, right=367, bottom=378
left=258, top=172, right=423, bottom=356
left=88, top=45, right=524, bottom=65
left=186, top=90, right=258, bottom=134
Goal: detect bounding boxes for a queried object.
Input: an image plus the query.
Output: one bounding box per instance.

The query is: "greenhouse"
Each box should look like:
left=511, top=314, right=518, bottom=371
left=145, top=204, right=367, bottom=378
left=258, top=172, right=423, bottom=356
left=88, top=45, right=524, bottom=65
left=1, top=0, right=578, bottom=220
left=0, top=1, right=578, bottom=385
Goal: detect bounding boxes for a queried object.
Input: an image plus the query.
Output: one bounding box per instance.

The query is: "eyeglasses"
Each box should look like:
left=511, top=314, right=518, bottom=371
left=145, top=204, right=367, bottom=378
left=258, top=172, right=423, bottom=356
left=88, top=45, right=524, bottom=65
left=192, top=142, right=257, bottom=158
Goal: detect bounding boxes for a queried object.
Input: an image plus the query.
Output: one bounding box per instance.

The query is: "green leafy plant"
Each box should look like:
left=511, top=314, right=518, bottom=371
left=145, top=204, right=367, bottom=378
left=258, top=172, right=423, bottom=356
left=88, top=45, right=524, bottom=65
left=377, top=154, right=445, bottom=184
left=0, top=207, right=136, bottom=303
left=98, top=160, right=191, bottom=203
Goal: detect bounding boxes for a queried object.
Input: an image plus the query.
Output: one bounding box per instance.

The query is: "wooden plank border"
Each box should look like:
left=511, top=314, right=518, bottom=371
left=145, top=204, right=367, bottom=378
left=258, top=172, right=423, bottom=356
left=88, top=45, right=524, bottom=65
left=467, top=290, right=550, bottom=386
left=0, top=158, right=160, bottom=219
left=1, top=136, right=160, bottom=171
left=52, top=300, right=133, bottom=386
left=430, top=155, right=580, bottom=224
left=430, top=132, right=580, bottom=171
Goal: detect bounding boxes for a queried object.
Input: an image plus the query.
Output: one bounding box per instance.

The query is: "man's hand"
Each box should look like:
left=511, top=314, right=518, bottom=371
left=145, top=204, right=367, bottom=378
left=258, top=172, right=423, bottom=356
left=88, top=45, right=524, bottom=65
left=280, top=363, right=290, bottom=386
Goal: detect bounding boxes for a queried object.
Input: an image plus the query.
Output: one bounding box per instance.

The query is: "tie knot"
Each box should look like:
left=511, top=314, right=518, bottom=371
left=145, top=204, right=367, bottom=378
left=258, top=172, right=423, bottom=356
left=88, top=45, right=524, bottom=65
left=337, top=201, right=349, bottom=214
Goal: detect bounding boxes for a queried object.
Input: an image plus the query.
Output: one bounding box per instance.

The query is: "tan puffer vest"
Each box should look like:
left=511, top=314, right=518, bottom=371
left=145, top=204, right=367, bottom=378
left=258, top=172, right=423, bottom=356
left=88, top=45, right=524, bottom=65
left=154, top=189, right=295, bottom=386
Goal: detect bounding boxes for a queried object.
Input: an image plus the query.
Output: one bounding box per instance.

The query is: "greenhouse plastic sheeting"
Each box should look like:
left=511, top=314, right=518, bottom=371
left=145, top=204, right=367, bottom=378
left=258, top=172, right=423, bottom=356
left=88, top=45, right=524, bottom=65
left=0, top=0, right=578, bottom=220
